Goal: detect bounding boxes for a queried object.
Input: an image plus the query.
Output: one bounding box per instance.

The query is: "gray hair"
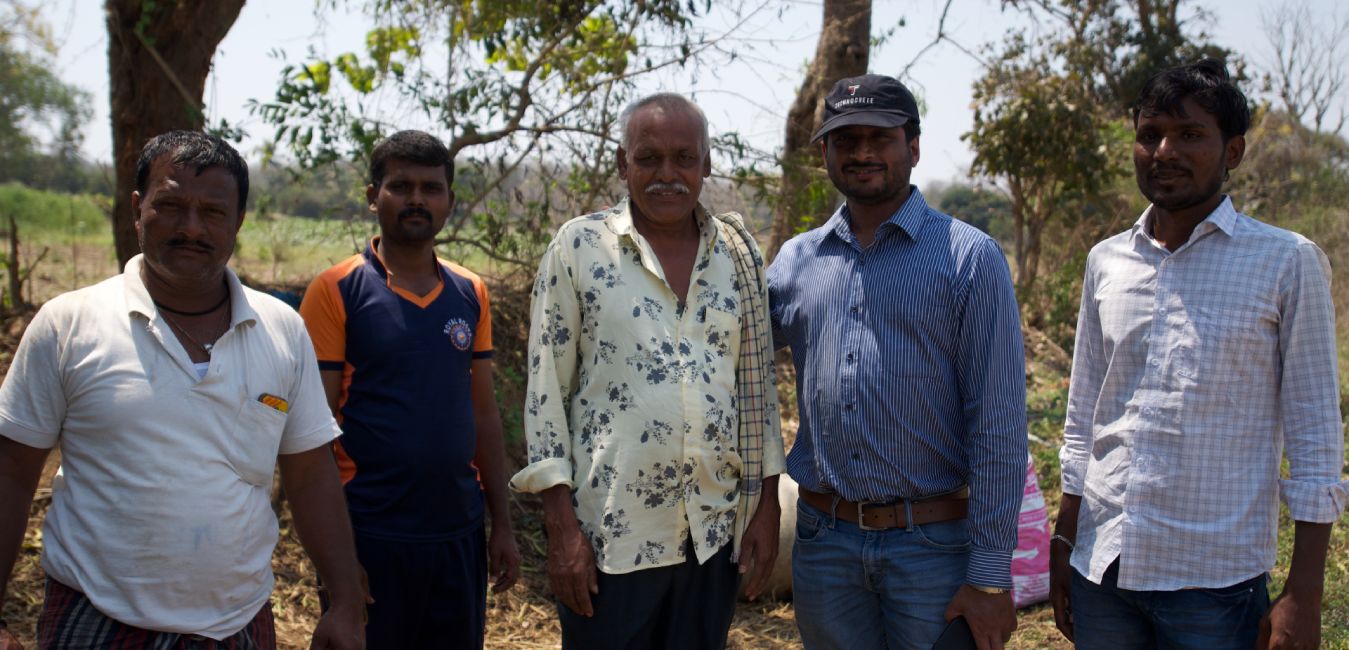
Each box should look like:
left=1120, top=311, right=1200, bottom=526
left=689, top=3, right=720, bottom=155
left=617, top=93, right=711, bottom=155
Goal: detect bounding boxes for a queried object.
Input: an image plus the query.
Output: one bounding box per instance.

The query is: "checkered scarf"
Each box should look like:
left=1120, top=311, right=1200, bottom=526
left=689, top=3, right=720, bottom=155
left=714, top=212, right=779, bottom=559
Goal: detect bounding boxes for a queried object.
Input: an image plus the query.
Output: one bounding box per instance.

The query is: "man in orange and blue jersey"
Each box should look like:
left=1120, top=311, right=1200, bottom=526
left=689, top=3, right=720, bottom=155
left=300, top=130, right=520, bottom=649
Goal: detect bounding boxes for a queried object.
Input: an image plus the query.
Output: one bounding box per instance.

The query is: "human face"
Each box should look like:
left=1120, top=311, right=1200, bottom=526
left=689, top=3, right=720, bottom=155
left=821, top=124, right=919, bottom=208
left=1134, top=96, right=1244, bottom=215
left=367, top=158, right=454, bottom=246
left=618, top=105, right=711, bottom=228
left=132, top=156, right=243, bottom=287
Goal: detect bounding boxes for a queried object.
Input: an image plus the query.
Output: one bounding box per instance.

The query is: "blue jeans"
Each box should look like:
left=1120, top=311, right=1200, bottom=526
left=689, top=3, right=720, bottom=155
left=791, top=497, right=970, bottom=650
left=1070, top=560, right=1270, bottom=650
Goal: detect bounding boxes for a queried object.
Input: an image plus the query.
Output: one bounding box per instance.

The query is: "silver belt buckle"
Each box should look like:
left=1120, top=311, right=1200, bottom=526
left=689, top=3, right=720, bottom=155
left=856, top=501, right=881, bottom=531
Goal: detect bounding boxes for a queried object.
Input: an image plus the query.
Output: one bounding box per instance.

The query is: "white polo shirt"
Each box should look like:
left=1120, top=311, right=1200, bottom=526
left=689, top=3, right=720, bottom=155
left=0, top=255, right=340, bottom=639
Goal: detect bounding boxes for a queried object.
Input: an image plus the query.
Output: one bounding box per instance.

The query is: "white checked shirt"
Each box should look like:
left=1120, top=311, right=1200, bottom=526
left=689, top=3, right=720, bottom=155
left=1061, top=197, right=1347, bottom=591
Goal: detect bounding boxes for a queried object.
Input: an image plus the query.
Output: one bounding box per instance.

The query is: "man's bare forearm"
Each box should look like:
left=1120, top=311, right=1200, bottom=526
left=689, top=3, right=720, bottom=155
left=1283, top=521, right=1331, bottom=597
left=278, top=446, right=364, bottom=608
left=0, top=437, right=49, bottom=610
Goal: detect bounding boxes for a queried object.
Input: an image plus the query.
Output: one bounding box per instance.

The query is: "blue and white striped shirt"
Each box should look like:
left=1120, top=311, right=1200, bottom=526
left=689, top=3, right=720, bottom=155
left=768, top=188, right=1028, bottom=587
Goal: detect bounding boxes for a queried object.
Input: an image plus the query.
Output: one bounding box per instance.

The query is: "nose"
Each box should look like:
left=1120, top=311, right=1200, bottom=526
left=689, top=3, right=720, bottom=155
left=656, top=157, right=678, bottom=181
left=1154, top=135, right=1179, bottom=161
left=407, top=186, right=427, bottom=206
left=178, top=204, right=208, bottom=237
left=853, top=137, right=879, bottom=160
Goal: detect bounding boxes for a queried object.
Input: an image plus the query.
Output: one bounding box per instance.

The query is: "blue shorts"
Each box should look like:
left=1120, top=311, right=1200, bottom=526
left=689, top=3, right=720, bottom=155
left=353, top=525, right=487, bottom=649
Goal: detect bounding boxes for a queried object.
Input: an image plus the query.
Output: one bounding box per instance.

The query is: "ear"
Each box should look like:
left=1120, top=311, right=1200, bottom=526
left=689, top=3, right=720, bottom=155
left=447, top=189, right=457, bottom=214
left=131, top=190, right=143, bottom=220
left=366, top=184, right=378, bottom=213
left=234, top=210, right=247, bottom=234
left=616, top=146, right=629, bottom=180
left=1224, top=134, right=1245, bottom=171
left=702, top=152, right=711, bottom=178
left=908, top=134, right=921, bottom=166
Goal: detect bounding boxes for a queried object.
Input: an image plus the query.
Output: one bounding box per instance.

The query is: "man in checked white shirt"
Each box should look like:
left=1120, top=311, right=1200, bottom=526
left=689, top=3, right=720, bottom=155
left=1052, top=59, right=1346, bottom=650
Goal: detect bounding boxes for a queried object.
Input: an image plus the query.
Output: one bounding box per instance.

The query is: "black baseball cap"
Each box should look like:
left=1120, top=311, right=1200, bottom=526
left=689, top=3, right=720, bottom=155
left=812, top=74, right=921, bottom=142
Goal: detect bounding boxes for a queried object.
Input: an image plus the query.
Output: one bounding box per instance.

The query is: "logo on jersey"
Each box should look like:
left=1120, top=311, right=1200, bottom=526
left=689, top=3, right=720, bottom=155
left=444, top=318, right=473, bottom=351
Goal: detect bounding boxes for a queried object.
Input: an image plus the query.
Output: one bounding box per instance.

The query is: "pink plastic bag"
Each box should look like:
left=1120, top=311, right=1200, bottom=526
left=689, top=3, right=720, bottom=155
left=1011, top=455, right=1051, bottom=608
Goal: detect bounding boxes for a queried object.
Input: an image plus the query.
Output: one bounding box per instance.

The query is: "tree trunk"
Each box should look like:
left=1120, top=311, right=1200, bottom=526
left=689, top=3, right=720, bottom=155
left=767, top=0, right=871, bottom=259
left=1009, top=178, right=1028, bottom=291
left=105, top=0, right=245, bottom=267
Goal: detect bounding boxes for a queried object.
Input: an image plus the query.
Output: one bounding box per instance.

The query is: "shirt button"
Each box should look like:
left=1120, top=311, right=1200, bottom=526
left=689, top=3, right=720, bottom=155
left=846, top=353, right=855, bottom=362
left=844, top=403, right=854, bottom=411
left=1150, top=358, right=1161, bottom=367
left=851, top=306, right=860, bottom=314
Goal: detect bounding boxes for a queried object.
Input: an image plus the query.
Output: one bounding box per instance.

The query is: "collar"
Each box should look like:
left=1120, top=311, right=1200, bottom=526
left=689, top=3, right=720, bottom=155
left=1133, top=195, right=1239, bottom=244
left=123, top=254, right=257, bottom=328
left=363, top=236, right=389, bottom=277
left=827, top=185, right=929, bottom=244
left=607, top=197, right=715, bottom=241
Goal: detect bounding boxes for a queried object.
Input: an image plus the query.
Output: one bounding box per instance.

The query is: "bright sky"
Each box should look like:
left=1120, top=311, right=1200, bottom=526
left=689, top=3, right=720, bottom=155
left=43, top=0, right=1342, bottom=187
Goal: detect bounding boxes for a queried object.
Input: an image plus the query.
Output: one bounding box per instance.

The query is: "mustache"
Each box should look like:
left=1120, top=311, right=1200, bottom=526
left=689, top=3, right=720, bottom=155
left=644, top=182, right=690, bottom=195
left=1148, top=163, right=1189, bottom=176
left=398, top=207, right=434, bottom=220
left=167, top=237, right=215, bottom=252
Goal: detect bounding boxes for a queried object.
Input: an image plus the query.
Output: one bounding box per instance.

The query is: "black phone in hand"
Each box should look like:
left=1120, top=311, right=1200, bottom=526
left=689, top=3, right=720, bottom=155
left=932, top=616, right=977, bottom=650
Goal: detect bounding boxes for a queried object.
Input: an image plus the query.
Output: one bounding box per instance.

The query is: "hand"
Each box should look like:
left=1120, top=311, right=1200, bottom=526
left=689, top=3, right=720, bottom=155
left=1049, top=537, right=1074, bottom=641
left=309, top=602, right=365, bottom=650
left=737, top=496, right=781, bottom=600
left=546, top=521, right=598, bottom=617
left=0, top=626, right=25, bottom=650
left=944, top=584, right=1016, bottom=650
left=1257, top=587, right=1321, bottom=649
left=488, top=523, right=522, bottom=593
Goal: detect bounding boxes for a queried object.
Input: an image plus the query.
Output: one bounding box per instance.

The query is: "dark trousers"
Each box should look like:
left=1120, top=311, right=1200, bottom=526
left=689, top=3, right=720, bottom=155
left=37, top=577, right=275, bottom=650
left=1070, top=559, right=1271, bottom=650
left=559, top=541, right=740, bottom=650
left=353, top=526, right=487, bottom=650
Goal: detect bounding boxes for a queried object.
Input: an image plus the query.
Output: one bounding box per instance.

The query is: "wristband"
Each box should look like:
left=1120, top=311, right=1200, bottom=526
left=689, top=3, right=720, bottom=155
left=1051, top=533, right=1075, bottom=550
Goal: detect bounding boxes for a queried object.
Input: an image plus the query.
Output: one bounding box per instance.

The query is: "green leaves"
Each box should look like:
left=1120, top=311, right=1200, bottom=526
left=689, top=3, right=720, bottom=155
left=253, top=0, right=715, bottom=272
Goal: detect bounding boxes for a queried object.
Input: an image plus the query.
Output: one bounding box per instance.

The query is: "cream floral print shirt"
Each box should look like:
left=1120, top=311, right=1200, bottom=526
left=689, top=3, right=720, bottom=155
left=511, top=199, right=785, bottom=574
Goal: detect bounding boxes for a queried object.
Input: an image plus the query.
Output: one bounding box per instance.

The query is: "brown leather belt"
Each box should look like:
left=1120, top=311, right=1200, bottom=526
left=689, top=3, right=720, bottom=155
left=799, top=486, right=969, bottom=530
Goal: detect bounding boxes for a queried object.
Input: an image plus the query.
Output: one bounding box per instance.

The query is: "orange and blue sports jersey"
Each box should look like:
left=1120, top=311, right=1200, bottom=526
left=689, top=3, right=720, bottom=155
left=300, top=238, right=492, bottom=541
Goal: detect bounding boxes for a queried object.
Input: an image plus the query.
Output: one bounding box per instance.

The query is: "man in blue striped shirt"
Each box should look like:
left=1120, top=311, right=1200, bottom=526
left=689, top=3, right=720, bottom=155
left=768, top=74, right=1028, bottom=650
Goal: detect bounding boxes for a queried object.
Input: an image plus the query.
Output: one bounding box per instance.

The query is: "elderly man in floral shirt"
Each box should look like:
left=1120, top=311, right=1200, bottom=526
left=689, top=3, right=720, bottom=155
left=511, top=92, right=784, bottom=650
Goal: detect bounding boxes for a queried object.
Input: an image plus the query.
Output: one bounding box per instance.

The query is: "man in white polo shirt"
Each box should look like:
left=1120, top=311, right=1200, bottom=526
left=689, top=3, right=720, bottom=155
left=0, top=131, right=366, bottom=649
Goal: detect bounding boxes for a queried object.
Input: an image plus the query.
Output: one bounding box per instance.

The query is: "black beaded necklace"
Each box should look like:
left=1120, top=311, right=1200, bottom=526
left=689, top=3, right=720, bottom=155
left=152, top=290, right=230, bottom=317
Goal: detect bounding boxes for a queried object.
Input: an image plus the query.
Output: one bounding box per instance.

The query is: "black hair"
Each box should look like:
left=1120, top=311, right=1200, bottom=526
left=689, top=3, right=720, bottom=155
left=903, top=122, right=921, bottom=142
left=368, top=130, right=454, bottom=188
left=136, top=131, right=249, bottom=210
left=1133, top=58, right=1251, bottom=140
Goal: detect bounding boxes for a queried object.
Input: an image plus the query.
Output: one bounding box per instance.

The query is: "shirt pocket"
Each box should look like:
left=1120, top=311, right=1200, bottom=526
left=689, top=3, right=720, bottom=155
left=1191, top=304, right=1273, bottom=389
left=228, top=398, right=287, bottom=487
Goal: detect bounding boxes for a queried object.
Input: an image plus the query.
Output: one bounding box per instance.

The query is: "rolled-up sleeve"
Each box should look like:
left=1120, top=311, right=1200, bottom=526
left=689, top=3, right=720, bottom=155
left=1276, top=242, right=1347, bottom=522
left=1061, top=258, right=1104, bottom=498
left=956, top=239, right=1028, bottom=589
left=510, top=238, right=582, bottom=494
